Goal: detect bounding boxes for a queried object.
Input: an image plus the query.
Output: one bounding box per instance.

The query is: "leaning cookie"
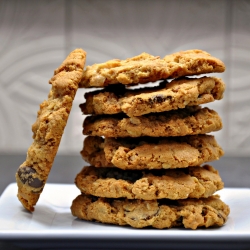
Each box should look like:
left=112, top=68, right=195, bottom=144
left=81, top=135, right=224, bottom=170
left=79, top=49, right=225, bottom=88
left=75, top=165, right=224, bottom=200
left=15, top=49, right=86, bottom=212
left=83, top=106, right=222, bottom=138
left=81, top=76, right=225, bottom=117
left=71, top=194, right=230, bottom=229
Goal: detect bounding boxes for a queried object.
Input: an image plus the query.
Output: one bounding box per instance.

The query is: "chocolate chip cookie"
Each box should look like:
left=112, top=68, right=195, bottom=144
left=80, top=76, right=225, bottom=117
left=81, top=135, right=224, bottom=170
left=71, top=194, right=230, bottom=229
left=79, top=49, right=225, bottom=88
left=75, top=165, right=224, bottom=200
left=16, top=49, right=86, bottom=211
left=83, top=106, right=222, bottom=138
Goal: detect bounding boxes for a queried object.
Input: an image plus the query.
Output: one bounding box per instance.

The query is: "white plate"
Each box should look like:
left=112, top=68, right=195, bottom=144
left=1, top=183, right=250, bottom=249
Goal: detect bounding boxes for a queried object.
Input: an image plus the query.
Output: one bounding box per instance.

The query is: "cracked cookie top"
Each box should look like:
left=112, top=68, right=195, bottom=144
left=75, top=165, right=224, bottom=200
left=83, top=106, right=223, bottom=138
left=81, top=134, right=224, bottom=170
left=80, top=76, right=225, bottom=117
left=71, top=193, right=230, bottom=229
left=79, top=49, right=225, bottom=88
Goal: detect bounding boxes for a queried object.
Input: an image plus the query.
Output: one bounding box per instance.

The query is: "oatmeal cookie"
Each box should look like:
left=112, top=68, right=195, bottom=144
left=83, top=106, right=222, bottom=138
left=79, top=49, right=225, bottom=88
left=81, top=135, right=224, bottom=170
left=75, top=165, right=224, bottom=200
left=71, top=194, right=230, bottom=229
left=15, top=49, right=86, bottom=211
left=80, top=76, right=225, bottom=117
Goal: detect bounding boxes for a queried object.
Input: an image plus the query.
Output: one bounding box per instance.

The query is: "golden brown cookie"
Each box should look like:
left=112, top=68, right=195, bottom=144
left=81, top=135, right=224, bottom=170
left=15, top=49, right=86, bottom=212
left=75, top=165, right=224, bottom=200
left=83, top=106, right=222, bottom=138
left=71, top=194, right=230, bottom=229
left=80, top=76, right=225, bottom=117
left=79, top=49, right=225, bottom=88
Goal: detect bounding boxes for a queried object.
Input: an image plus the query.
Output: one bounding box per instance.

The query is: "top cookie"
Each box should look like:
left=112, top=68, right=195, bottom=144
left=79, top=49, right=225, bottom=88
left=15, top=49, right=86, bottom=212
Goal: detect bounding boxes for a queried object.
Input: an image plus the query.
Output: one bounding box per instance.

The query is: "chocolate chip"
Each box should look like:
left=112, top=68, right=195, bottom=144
left=18, top=166, right=35, bottom=183
left=202, top=207, right=208, bottom=216
left=29, top=177, right=43, bottom=188
left=153, top=95, right=166, bottom=103
left=18, top=166, right=35, bottom=176
left=148, top=95, right=172, bottom=107
left=18, top=166, right=43, bottom=189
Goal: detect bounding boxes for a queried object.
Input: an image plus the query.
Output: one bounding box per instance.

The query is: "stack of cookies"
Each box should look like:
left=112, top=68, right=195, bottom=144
left=71, top=50, right=230, bottom=229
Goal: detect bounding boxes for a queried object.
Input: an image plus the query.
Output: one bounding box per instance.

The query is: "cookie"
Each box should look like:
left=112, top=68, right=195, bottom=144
left=81, top=135, right=224, bottom=170
left=75, top=165, right=224, bottom=200
left=71, top=194, right=230, bottom=229
left=80, top=76, right=225, bottom=117
left=79, top=49, right=225, bottom=88
left=15, top=49, right=87, bottom=212
left=83, top=106, right=222, bottom=138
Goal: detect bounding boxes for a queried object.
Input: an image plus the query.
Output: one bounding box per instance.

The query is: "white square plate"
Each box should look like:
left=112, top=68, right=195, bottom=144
left=1, top=183, right=250, bottom=249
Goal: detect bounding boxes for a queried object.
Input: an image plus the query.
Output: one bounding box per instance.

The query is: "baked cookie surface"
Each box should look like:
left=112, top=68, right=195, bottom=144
left=81, top=76, right=225, bottom=117
left=75, top=165, right=224, bottom=200
left=81, top=135, right=224, bottom=170
left=79, top=49, right=225, bottom=88
left=71, top=194, right=230, bottom=229
left=83, top=106, right=222, bottom=138
left=15, top=49, right=86, bottom=211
